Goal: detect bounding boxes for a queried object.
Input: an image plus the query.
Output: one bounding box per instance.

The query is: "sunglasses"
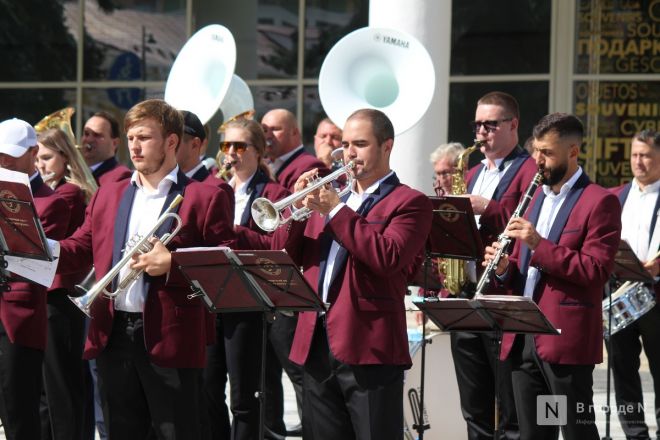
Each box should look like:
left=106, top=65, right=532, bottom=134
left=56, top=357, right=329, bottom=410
left=219, top=141, right=252, bottom=154
left=469, top=118, right=513, bottom=133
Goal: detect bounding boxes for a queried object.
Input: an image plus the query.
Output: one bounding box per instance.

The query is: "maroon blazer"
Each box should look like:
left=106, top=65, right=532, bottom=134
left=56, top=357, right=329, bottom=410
left=58, top=173, right=234, bottom=368
left=275, top=148, right=329, bottom=192
left=93, top=157, right=132, bottom=186
left=610, top=182, right=660, bottom=296
left=466, top=149, right=539, bottom=249
left=500, top=173, right=622, bottom=365
left=2, top=176, right=69, bottom=350
left=276, top=174, right=433, bottom=367
left=49, top=181, right=90, bottom=292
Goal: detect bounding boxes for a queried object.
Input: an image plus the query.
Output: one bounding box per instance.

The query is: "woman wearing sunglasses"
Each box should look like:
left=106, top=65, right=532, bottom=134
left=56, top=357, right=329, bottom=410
left=207, top=118, right=289, bottom=440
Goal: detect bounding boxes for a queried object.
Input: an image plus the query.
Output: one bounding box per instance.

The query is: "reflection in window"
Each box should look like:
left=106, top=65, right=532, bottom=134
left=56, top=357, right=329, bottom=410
left=253, top=86, right=297, bottom=120
left=257, top=0, right=299, bottom=79
left=0, top=89, right=76, bottom=127
left=303, top=86, right=325, bottom=145
left=451, top=0, right=550, bottom=75
left=81, top=0, right=186, bottom=81
left=448, top=82, right=549, bottom=168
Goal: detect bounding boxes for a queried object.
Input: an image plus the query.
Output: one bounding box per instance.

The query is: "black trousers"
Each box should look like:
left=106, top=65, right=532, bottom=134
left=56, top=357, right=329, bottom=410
left=0, top=319, right=44, bottom=440
left=264, top=312, right=303, bottom=436
left=450, top=331, right=519, bottom=439
left=40, top=290, right=87, bottom=440
left=95, top=311, right=203, bottom=440
left=301, top=318, right=404, bottom=440
left=202, top=314, right=231, bottom=440
left=221, top=311, right=263, bottom=440
left=510, top=334, right=598, bottom=440
left=609, top=303, right=660, bottom=440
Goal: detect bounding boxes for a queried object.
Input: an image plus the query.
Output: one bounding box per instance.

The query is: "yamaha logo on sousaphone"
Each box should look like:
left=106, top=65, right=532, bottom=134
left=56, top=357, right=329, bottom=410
left=0, top=190, right=20, bottom=214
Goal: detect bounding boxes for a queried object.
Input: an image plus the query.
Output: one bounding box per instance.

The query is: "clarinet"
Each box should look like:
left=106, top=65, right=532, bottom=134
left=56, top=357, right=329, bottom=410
left=473, top=170, right=544, bottom=297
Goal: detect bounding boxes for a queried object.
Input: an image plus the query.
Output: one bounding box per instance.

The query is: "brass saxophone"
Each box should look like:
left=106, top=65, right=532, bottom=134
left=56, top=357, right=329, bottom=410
left=438, top=140, right=484, bottom=295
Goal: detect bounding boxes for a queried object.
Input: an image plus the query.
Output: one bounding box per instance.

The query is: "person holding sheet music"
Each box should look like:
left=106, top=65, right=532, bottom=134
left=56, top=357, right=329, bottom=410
left=273, top=108, right=433, bottom=439
left=56, top=99, right=234, bottom=440
left=484, top=113, right=622, bottom=440
left=203, top=118, right=289, bottom=440
left=0, top=118, right=69, bottom=440
left=453, top=91, right=537, bottom=440
left=608, top=129, right=660, bottom=440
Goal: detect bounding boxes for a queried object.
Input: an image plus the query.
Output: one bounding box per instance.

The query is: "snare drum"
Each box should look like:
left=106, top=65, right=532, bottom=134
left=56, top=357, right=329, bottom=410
left=404, top=330, right=464, bottom=440
left=603, top=282, right=656, bottom=336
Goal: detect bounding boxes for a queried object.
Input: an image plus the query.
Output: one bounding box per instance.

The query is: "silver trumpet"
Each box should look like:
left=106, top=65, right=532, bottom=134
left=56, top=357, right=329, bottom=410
left=69, top=195, right=184, bottom=317
left=251, top=155, right=354, bottom=232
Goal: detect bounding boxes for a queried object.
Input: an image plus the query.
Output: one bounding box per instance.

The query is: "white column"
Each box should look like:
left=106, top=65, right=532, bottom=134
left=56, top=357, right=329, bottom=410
left=369, top=0, right=452, bottom=194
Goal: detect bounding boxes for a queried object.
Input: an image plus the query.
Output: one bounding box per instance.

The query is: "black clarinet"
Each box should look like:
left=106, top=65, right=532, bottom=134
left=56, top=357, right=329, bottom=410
left=473, top=170, right=544, bottom=297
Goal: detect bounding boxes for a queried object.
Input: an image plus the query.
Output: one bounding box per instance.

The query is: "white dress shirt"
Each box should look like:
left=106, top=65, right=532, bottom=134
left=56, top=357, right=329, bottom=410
left=229, top=172, right=255, bottom=226
left=268, top=145, right=304, bottom=175
left=621, top=178, right=660, bottom=263
left=321, top=171, right=394, bottom=303
left=523, top=167, right=583, bottom=298
left=114, top=166, right=178, bottom=312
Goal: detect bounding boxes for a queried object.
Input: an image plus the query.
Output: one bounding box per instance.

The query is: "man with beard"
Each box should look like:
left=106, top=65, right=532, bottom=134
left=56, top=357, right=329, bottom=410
left=484, top=113, right=622, bottom=440
left=57, top=99, right=234, bottom=439
left=81, top=111, right=131, bottom=185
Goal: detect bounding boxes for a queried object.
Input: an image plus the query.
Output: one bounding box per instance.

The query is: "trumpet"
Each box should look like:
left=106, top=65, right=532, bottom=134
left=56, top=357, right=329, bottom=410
left=69, top=195, right=184, bottom=317
left=216, top=161, right=233, bottom=180
left=251, top=160, right=355, bottom=232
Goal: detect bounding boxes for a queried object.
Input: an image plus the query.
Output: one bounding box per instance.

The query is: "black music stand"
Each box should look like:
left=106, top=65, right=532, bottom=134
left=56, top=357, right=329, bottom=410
left=409, top=196, right=483, bottom=440
left=0, top=180, right=54, bottom=291
left=601, top=241, right=655, bottom=440
left=415, top=295, right=559, bottom=439
left=171, top=248, right=325, bottom=440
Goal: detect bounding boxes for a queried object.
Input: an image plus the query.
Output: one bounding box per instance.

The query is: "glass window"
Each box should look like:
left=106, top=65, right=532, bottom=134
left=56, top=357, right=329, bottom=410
left=255, top=0, right=299, bottom=79
left=0, top=89, right=77, bottom=128
left=448, top=82, right=549, bottom=168
left=253, top=85, right=297, bottom=120
left=451, top=0, right=551, bottom=75
left=303, top=0, right=369, bottom=77
left=0, top=1, right=77, bottom=82
left=574, top=0, right=660, bottom=74
left=82, top=0, right=186, bottom=81
left=302, top=85, right=325, bottom=146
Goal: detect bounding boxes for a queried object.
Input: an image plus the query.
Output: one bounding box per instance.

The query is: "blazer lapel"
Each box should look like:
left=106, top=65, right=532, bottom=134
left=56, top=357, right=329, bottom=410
left=492, top=147, right=530, bottom=201
left=545, top=172, right=589, bottom=245
left=240, top=169, right=269, bottom=227
left=111, top=183, right=137, bottom=290
left=93, top=157, right=119, bottom=182
left=30, top=174, right=44, bottom=194
left=275, top=148, right=305, bottom=179
left=190, top=165, right=210, bottom=182
left=519, top=189, right=545, bottom=277
left=617, top=182, right=631, bottom=206
left=317, top=192, right=350, bottom=294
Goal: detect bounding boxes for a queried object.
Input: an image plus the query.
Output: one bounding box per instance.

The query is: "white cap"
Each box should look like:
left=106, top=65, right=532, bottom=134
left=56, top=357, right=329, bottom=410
left=0, top=118, right=37, bottom=158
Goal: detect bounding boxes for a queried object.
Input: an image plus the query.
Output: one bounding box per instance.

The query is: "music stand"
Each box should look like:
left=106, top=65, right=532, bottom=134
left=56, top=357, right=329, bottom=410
left=601, top=241, right=656, bottom=440
left=415, top=295, right=559, bottom=439
left=0, top=180, right=54, bottom=291
left=171, top=247, right=325, bottom=440
left=409, top=196, right=483, bottom=439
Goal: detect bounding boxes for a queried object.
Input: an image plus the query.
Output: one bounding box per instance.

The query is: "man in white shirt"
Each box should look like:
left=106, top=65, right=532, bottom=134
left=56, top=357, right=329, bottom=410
left=486, top=113, right=622, bottom=440
left=609, top=129, right=660, bottom=440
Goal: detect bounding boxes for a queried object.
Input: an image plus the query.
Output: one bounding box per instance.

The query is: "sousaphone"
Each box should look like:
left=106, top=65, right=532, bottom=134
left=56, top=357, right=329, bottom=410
left=318, top=27, right=435, bottom=135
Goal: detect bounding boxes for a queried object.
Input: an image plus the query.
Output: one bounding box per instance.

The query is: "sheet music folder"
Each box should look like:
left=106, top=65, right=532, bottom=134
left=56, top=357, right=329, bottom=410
left=414, top=295, right=560, bottom=335
left=611, top=240, right=654, bottom=284
left=428, top=195, right=483, bottom=260
left=0, top=180, right=52, bottom=261
left=172, top=247, right=325, bottom=314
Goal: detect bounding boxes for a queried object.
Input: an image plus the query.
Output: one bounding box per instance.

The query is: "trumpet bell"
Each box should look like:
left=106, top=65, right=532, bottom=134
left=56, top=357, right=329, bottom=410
left=251, top=198, right=280, bottom=232
left=318, top=27, right=435, bottom=135
left=164, top=25, right=236, bottom=124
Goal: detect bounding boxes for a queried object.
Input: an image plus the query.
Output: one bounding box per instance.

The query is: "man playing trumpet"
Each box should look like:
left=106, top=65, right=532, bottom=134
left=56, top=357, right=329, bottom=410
left=56, top=99, right=234, bottom=440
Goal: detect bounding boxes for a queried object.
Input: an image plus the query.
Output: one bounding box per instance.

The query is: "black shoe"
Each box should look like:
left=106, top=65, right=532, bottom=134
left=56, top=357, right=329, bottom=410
left=285, top=423, right=303, bottom=437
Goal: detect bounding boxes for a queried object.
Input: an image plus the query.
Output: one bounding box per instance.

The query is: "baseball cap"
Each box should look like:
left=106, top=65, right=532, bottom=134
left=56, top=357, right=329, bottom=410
left=182, top=111, right=206, bottom=141
left=0, top=118, right=37, bottom=157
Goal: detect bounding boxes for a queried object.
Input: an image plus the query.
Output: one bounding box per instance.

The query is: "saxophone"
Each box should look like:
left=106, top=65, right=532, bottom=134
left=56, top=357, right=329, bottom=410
left=438, top=140, right=484, bottom=295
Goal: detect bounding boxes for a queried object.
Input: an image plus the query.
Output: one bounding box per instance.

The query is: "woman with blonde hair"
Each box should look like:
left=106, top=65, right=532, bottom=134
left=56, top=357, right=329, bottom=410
left=35, top=127, right=95, bottom=440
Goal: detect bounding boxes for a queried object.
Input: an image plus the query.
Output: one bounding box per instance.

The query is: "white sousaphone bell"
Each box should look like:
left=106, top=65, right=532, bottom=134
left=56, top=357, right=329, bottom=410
left=164, top=24, right=254, bottom=128
left=319, top=27, right=435, bottom=135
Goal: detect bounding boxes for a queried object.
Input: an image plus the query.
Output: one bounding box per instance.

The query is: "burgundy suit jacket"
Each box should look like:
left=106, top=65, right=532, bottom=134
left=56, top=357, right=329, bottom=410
left=49, top=181, right=90, bottom=292
left=275, top=148, right=329, bottom=192
left=2, top=176, right=69, bottom=350
left=610, top=182, right=660, bottom=296
left=466, top=147, right=539, bottom=249
left=276, top=174, right=433, bottom=367
left=58, top=172, right=234, bottom=368
left=93, top=157, right=132, bottom=186
left=190, top=164, right=236, bottom=210
left=500, top=173, right=622, bottom=365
